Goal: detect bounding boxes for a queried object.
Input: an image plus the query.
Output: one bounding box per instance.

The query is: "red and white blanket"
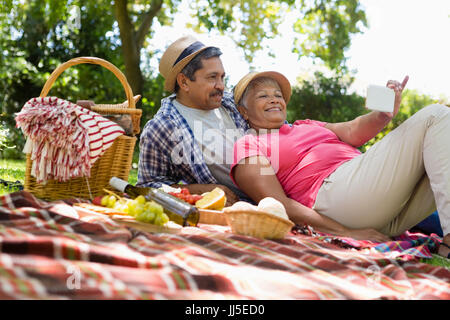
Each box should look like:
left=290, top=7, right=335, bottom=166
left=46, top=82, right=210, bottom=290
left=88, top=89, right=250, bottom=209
left=0, top=191, right=449, bottom=300
left=15, top=97, right=124, bottom=183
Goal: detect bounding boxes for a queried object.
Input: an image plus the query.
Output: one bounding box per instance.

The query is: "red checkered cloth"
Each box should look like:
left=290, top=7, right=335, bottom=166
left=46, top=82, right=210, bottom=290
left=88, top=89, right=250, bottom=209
left=0, top=191, right=449, bottom=300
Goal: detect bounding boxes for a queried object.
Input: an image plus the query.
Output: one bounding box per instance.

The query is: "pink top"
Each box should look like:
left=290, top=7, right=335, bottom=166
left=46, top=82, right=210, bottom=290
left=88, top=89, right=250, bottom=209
left=231, top=119, right=361, bottom=208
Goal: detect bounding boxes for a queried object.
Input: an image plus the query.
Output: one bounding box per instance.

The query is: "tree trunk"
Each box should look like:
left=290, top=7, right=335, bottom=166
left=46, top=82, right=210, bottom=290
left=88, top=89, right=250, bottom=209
left=114, top=0, right=163, bottom=98
left=114, top=0, right=143, bottom=96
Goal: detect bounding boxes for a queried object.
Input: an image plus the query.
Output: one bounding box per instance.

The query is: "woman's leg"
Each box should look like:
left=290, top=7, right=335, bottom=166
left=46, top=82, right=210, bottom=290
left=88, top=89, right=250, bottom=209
left=313, top=104, right=450, bottom=238
left=378, top=175, right=435, bottom=236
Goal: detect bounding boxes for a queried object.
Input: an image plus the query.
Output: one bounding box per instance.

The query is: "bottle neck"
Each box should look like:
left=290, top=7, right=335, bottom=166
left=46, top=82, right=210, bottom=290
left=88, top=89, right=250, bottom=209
left=110, top=177, right=130, bottom=192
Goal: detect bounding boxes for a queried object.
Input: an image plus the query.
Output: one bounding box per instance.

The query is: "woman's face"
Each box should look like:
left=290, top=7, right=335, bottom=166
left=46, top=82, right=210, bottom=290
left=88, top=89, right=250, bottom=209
left=238, top=81, right=287, bottom=131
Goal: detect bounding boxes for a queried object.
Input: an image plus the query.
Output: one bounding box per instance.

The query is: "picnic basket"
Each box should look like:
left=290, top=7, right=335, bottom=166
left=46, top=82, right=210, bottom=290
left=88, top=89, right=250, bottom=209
left=24, top=57, right=140, bottom=201
left=223, top=209, right=294, bottom=239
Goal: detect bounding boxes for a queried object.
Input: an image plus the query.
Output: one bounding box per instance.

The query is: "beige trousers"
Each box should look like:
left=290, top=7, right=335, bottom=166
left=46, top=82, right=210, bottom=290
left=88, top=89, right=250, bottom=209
left=313, top=104, right=450, bottom=237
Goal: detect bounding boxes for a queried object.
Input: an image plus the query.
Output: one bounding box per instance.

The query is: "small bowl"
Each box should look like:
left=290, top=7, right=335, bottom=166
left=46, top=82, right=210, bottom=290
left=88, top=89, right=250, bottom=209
left=223, top=209, right=294, bottom=239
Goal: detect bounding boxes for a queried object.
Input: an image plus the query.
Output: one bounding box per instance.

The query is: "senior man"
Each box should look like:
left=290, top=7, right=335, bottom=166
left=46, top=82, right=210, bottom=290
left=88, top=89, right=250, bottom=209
left=137, top=35, right=249, bottom=204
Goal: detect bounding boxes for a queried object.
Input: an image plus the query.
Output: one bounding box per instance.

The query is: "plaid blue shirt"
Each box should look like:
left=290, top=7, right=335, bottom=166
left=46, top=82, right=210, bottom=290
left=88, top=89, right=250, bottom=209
left=137, top=92, right=249, bottom=188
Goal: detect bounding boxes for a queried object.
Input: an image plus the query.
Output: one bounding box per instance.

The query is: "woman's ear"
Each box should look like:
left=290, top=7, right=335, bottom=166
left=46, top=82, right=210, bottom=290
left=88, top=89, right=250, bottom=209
left=176, top=73, right=189, bottom=92
left=237, top=105, right=248, bottom=120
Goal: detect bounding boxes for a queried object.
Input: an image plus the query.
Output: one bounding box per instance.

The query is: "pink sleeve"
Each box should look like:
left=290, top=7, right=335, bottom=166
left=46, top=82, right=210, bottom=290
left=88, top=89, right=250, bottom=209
left=230, top=135, right=265, bottom=186
left=293, top=119, right=327, bottom=127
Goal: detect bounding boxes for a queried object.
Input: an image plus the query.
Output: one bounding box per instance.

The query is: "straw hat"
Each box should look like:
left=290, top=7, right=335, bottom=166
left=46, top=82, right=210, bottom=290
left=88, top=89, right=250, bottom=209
left=159, top=35, right=213, bottom=92
left=233, top=71, right=292, bottom=106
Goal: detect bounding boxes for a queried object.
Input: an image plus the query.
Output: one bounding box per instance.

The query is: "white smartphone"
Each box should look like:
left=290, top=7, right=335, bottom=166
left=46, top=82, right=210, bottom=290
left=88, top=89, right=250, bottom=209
left=365, top=85, right=395, bottom=112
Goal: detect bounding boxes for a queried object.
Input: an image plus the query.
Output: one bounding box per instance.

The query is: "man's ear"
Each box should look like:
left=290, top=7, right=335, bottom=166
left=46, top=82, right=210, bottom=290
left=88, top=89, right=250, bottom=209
left=237, top=105, right=248, bottom=120
left=176, top=73, right=189, bottom=92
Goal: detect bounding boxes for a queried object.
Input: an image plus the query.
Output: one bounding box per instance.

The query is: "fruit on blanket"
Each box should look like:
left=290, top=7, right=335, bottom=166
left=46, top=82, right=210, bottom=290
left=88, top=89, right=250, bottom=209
left=107, top=195, right=117, bottom=208
left=92, top=196, right=103, bottom=206
left=101, top=195, right=109, bottom=206
left=96, top=193, right=170, bottom=226
left=194, top=187, right=226, bottom=210
left=168, top=188, right=203, bottom=205
left=135, top=195, right=146, bottom=205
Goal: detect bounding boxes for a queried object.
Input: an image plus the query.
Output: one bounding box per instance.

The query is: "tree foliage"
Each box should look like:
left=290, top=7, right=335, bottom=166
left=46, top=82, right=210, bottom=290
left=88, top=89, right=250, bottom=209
left=0, top=0, right=369, bottom=159
left=287, top=71, right=367, bottom=124
left=190, top=0, right=367, bottom=72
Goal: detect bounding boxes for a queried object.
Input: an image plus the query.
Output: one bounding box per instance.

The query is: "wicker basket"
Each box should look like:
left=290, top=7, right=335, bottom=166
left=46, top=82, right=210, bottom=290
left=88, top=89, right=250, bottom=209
left=90, top=95, right=142, bottom=135
left=224, top=209, right=294, bottom=239
left=24, top=57, right=139, bottom=201
left=198, top=209, right=229, bottom=226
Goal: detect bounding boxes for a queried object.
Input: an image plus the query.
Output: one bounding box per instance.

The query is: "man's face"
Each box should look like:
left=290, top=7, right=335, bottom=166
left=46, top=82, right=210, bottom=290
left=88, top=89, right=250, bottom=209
left=182, top=57, right=225, bottom=110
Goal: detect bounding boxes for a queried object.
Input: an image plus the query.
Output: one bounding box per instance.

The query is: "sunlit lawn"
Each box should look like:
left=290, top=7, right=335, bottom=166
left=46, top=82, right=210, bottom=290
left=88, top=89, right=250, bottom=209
left=0, top=157, right=448, bottom=269
left=0, top=158, right=138, bottom=195
left=0, top=158, right=26, bottom=195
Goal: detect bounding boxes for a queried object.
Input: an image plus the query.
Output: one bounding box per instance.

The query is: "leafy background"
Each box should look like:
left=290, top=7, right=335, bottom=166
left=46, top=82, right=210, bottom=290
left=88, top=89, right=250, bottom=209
left=0, top=0, right=446, bottom=159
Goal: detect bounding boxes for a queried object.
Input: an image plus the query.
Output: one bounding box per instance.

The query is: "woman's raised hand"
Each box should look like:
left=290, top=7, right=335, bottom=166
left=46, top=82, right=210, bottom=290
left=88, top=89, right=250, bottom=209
left=385, top=75, right=409, bottom=119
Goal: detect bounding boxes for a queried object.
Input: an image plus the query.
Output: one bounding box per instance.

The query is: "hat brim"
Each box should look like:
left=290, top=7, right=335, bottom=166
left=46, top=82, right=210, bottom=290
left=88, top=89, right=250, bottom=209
left=164, top=46, right=211, bottom=92
left=233, top=71, right=292, bottom=106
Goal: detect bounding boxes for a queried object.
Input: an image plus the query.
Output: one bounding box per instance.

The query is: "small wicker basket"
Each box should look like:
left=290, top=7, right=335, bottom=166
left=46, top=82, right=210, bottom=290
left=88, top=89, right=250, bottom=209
left=24, top=57, right=140, bottom=201
left=224, top=209, right=294, bottom=239
left=198, top=209, right=228, bottom=226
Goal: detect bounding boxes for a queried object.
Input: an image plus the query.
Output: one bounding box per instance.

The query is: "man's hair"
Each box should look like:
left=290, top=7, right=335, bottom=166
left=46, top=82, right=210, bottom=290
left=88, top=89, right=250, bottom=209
left=174, top=47, right=223, bottom=93
left=239, top=77, right=281, bottom=108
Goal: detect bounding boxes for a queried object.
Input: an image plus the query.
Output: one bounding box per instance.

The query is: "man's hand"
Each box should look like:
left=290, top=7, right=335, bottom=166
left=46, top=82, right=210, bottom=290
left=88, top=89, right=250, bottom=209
left=171, top=183, right=239, bottom=207
left=385, top=75, right=409, bottom=119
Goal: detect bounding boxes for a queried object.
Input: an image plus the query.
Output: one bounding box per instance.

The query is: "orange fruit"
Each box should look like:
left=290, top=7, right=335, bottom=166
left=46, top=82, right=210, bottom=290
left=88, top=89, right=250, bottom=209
left=195, top=187, right=226, bottom=210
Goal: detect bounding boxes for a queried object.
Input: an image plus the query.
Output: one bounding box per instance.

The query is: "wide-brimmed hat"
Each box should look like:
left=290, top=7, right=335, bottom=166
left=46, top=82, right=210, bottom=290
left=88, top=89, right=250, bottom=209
left=159, top=35, right=213, bottom=92
left=233, top=71, right=291, bottom=105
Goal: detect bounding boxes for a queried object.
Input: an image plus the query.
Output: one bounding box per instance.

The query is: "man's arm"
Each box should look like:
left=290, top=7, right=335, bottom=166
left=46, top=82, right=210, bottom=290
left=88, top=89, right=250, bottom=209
left=137, top=119, right=178, bottom=188
left=233, top=156, right=390, bottom=242
left=137, top=118, right=239, bottom=205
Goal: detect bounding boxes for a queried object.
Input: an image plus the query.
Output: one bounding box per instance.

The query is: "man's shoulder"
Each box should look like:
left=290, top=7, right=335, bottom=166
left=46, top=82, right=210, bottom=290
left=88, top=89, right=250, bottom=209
left=141, top=98, right=179, bottom=136
left=221, top=91, right=236, bottom=108
left=157, top=94, right=178, bottom=116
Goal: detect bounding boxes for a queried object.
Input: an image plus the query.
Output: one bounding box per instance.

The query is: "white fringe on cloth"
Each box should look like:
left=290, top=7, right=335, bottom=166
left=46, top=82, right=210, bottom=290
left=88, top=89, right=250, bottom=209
left=15, top=97, right=125, bottom=184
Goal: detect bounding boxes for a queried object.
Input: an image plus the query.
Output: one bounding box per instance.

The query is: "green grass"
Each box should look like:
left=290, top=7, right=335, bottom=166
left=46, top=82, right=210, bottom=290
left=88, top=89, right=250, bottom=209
left=0, top=158, right=26, bottom=195
left=128, top=166, right=138, bottom=185
left=422, top=254, right=450, bottom=269
left=0, top=158, right=138, bottom=195
left=0, top=158, right=449, bottom=269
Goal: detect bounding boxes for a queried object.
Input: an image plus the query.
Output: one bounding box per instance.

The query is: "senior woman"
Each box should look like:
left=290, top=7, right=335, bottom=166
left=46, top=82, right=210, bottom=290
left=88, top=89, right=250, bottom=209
left=230, top=71, right=450, bottom=258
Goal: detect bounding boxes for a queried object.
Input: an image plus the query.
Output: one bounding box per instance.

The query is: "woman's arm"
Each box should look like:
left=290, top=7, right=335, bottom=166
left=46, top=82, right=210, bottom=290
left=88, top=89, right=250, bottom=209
left=325, top=76, right=409, bottom=147
left=233, top=156, right=390, bottom=242
left=325, top=111, right=391, bottom=147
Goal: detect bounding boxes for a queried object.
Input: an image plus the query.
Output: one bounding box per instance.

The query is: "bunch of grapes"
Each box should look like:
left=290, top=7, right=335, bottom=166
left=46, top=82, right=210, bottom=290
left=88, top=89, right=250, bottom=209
left=168, top=188, right=203, bottom=205
left=99, top=194, right=169, bottom=226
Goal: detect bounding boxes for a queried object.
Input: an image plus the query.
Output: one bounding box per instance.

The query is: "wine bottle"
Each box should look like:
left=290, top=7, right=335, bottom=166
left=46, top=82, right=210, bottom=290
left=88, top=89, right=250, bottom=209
left=109, top=177, right=199, bottom=227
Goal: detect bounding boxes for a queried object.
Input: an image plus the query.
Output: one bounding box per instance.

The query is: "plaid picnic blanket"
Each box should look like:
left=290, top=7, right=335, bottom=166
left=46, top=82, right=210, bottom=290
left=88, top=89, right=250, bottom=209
left=294, top=225, right=442, bottom=261
left=0, top=191, right=449, bottom=300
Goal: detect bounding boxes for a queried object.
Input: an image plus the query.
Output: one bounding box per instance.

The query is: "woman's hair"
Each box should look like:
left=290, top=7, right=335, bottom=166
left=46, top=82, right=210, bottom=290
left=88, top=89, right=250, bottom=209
left=239, top=77, right=281, bottom=108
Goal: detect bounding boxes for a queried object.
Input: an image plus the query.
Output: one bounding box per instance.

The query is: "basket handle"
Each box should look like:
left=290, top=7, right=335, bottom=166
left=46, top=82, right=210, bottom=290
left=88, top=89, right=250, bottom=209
left=40, top=57, right=136, bottom=109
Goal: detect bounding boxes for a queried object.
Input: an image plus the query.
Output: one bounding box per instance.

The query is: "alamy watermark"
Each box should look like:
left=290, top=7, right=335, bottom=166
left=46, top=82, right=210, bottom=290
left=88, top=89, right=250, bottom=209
left=168, top=120, right=281, bottom=175
left=67, top=5, right=81, bottom=32
left=365, top=264, right=381, bottom=286
left=66, top=265, right=81, bottom=290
